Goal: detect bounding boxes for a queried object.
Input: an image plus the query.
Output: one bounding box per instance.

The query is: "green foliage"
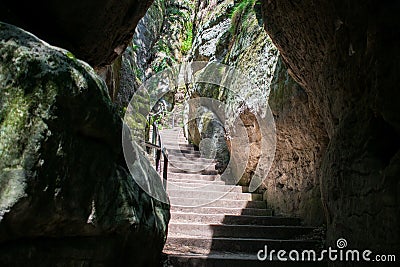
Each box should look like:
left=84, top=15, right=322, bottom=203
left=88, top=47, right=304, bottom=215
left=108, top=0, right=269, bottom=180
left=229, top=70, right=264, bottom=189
left=132, top=43, right=140, bottom=52
left=182, top=0, right=196, bottom=10
left=230, top=0, right=256, bottom=34
left=117, top=105, right=128, bottom=118
left=181, top=21, right=193, bottom=55
left=148, top=108, right=173, bottom=131
left=152, top=39, right=176, bottom=73
left=156, top=39, right=172, bottom=55
left=168, top=6, right=189, bottom=21
left=165, top=3, right=193, bottom=56
left=153, top=57, right=171, bottom=73
left=134, top=64, right=144, bottom=78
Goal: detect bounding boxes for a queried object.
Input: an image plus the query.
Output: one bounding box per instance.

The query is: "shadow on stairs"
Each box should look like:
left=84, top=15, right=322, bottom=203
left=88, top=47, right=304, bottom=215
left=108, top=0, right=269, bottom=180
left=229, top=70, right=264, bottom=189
left=160, top=128, right=326, bottom=267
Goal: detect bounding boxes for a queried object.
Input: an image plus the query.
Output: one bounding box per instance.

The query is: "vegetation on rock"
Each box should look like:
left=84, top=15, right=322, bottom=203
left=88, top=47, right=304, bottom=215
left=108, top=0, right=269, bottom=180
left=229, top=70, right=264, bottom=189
left=0, top=22, right=169, bottom=266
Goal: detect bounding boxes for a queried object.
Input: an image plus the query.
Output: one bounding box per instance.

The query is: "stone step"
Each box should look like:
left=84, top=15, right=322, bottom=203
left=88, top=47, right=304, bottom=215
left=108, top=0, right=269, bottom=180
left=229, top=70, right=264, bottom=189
left=170, top=207, right=274, bottom=217
left=163, top=143, right=196, bottom=149
left=161, top=134, right=187, bottom=137
left=168, top=167, right=219, bottom=175
left=160, top=133, right=185, bottom=137
left=169, top=158, right=216, bottom=170
left=167, top=148, right=202, bottom=155
left=166, top=253, right=327, bottom=267
left=161, top=127, right=322, bottom=266
left=168, top=153, right=204, bottom=160
left=162, top=138, right=186, bottom=142
left=167, top=174, right=238, bottom=185
left=167, top=155, right=214, bottom=163
left=164, top=236, right=320, bottom=254
left=167, top=172, right=221, bottom=180
left=167, top=189, right=262, bottom=201
left=168, top=223, right=315, bottom=239
left=168, top=156, right=215, bottom=164
left=169, top=197, right=266, bottom=209
left=168, top=178, right=226, bottom=184
left=162, top=137, right=187, bottom=141
left=164, top=147, right=198, bottom=154
left=160, top=132, right=184, bottom=137
left=170, top=213, right=301, bottom=225
left=167, top=183, right=245, bottom=192
left=168, top=163, right=216, bottom=173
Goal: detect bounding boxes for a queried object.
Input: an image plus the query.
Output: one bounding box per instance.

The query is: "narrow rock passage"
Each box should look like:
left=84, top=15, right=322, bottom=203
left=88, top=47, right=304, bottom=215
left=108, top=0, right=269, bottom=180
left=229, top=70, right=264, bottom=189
left=161, top=128, right=325, bottom=267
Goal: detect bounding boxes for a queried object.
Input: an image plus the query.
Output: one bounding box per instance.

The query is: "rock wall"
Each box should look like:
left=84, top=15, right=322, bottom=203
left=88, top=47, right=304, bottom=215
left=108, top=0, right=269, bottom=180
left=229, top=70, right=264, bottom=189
left=187, top=0, right=328, bottom=226
left=0, top=0, right=154, bottom=67
left=222, top=0, right=279, bottom=186
left=185, top=0, right=233, bottom=174
left=261, top=0, right=400, bottom=254
left=188, top=0, right=279, bottom=180
left=0, top=22, right=169, bottom=266
left=102, top=0, right=193, bottom=110
left=97, top=0, right=167, bottom=109
left=267, top=58, right=328, bottom=225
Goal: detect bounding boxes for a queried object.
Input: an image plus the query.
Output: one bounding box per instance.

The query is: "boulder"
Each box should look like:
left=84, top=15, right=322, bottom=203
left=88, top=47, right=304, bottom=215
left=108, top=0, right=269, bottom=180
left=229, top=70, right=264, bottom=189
left=0, top=22, right=169, bottom=266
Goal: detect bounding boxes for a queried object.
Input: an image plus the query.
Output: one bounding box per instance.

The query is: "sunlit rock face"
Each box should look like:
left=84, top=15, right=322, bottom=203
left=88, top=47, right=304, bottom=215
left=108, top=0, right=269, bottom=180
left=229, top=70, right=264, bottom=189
left=0, top=22, right=169, bottom=266
left=0, top=0, right=154, bottom=67
left=186, top=1, right=327, bottom=226
left=99, top=0, right=193, bottom=111
left=188, top=0, right=279, bottom=180
left=262, top=0, right=400, bottom=254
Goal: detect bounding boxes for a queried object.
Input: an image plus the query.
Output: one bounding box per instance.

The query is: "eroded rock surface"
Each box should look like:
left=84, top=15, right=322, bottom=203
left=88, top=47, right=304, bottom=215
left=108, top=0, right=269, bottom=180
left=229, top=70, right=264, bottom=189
left=267, top=58, right=328, bottom=225
left=99, top=0, right=193, bottom=111
left=0, top=22, right=169, bottom=266
left=183, top=2, right=328, bottom=226
left=187, top=0, right=280, bottom=181
left=262, top=0, right=400, bottom=253
left=0, top=0, right=154, bottom=67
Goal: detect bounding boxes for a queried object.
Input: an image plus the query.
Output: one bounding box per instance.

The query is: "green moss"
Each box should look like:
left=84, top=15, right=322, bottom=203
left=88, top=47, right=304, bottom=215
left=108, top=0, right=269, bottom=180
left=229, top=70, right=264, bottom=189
left=230, top=0, right=256, bottom=34
left=0, top=89, right=30, bottom=165
left=181, top=21, right=193, bottom=55
left=65, top=51, right=76, bottom=60
left=269, top=58, right=299, bottom=112
left=152, top=39, right=177, bottom=73
left=167, top=6, right=189, bottom=21
left=132, top=44, right=140, bottom=52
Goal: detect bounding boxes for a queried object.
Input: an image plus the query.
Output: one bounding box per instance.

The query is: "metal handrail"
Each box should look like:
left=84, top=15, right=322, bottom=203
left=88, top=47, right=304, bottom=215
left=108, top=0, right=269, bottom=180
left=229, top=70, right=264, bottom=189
left=144, top=120, right=168, bottom=188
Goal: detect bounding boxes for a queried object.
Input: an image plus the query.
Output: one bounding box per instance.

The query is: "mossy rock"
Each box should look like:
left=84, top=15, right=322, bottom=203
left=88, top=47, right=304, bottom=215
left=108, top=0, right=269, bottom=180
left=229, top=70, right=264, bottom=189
left=0, top=22, right=169, bottom=266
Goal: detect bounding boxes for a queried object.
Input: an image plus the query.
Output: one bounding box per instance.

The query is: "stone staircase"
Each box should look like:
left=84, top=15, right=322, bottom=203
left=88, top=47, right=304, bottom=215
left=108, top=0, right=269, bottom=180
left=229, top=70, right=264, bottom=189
left=160, top=128, right=324, bottom=267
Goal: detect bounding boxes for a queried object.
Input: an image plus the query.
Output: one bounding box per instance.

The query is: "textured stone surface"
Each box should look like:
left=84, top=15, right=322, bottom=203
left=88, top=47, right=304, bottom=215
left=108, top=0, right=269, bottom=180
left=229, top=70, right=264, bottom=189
left=266, top=58, right=328, bottom=225
left=176, top=1, right=330, bottom=229
left=262, top=0, right=400, bottom=253
left=188, top=0, right=280, bottom=186
left=191, top=0, right=233, bottom=62
left=100, top=0, right=193, bottom=110
left=0, top=22, right=169, bottom=266
left=223, top=1, right=279, bottom=187
left=0, top=0, right=154, bottom=67
left=96, top=0, right=167, bottom=108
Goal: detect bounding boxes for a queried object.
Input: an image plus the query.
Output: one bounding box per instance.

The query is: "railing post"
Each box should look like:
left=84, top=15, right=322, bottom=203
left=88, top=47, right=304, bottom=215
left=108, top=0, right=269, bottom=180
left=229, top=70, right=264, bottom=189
left=163, top=154, right=168, bottom=189
left=156, top=149, right=161, bottom=172
left=144, top=118, right=168, bottom=189
left=152, top=122, right=157, bottom=158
